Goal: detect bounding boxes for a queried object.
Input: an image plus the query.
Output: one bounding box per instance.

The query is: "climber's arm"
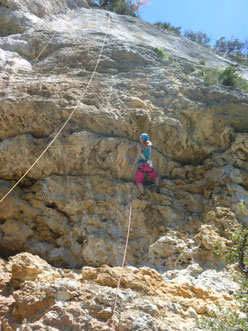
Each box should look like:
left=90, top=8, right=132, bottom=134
left=137, top=144, right=146, bottom=160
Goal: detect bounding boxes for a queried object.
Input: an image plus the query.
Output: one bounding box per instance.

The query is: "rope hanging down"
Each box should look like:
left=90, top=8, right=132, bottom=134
left=111, top=192, right=133, bottom=331
left=0, top=13, right=111, bottom=205
left=32, top=30, right=57, bottom=62
left=2, top=7, right=131, bottom=330
left=32, top=1, right=91, bottom=62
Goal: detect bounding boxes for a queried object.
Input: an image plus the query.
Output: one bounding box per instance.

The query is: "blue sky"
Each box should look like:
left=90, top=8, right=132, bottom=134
left=140, top=0, right=248, bottom=45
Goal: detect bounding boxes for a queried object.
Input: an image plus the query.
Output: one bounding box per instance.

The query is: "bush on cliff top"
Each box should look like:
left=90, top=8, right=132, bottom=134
left=154, top=21, right=182, bottom=36
left=184, top=30, right=211, bottom=46
left=97, top=0, right=149, bottom=17
left=214, top=36, right=245, bottom=55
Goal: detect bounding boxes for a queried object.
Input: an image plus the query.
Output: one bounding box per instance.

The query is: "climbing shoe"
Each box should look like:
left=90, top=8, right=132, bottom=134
left=156, top=187, right=160, bottom=194
left=138, top=193, right=145, bottom=200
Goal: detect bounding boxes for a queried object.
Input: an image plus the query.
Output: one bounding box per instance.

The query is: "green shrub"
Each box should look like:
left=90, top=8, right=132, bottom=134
left=198, top=66, right=248, bottom=91
left=97, top=0, right=148, bottom=17
left=171, top=61, right=178, bottom=67
left=110, top=1, right=136, bottom=16
left=195, top=225, right=248, bottom=330
left=199, top=58, right=206, bottom=66
left=231, top=53, right=248, bottom=66
left=219, top=66, right=238, bottom=86
left=218, top=67, right=248, bottom=91
left=154, top=21, right=182, bottom=36
left=235, top=76, right=248, bottom=91
left=201, top=68, right=221, bottom=85
left=214, top=36, right=244, bottom=55
left=154, top=47, right=169, bottom=61
left=184, top=30, right=211, bottom=46
left=196, top=305, right=248, bottom=330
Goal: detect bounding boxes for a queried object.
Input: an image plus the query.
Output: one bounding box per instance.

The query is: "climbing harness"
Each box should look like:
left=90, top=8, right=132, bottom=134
left=0, top=12, right=111, bottom=205
left=137, top=167, right=155, bottom=174
left=141, top=159, right=153, bottom=166
left=111, top=185, right=133, bottom=331
left=137, top=159, right=155, bottom=173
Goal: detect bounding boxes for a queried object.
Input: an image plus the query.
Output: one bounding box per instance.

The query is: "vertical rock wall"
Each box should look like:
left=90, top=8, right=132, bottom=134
left=0, top=3, right=248, bottom=329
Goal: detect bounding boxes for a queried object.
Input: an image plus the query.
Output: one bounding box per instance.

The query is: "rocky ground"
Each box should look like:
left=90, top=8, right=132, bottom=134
left=0, top=0, right=248, bottom=329
left=0, top=252, right=238, bottom=330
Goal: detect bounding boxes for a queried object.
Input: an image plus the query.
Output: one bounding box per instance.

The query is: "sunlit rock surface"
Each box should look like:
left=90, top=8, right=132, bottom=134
left=0, top=0, right=248, bottom=329
left=0, top=253, right=237, bottom=330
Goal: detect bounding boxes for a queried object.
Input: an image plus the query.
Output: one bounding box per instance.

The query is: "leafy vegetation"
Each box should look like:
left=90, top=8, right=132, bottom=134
left=199, top=58, right=206, bottom=66
left=214, top=36, right=245, bottom=55
left=196, top=305, right=248, bottom=330
left=200, top=68, right=221, bottom=85
left=219, top=66, right=239, bottom=86
left=197, top=66, right=248, bottom=91
left=96, top=1, right=248, bottom=63
left=154, top=47, right=169, bottom=61
left=154, top=21, right=182, bottom=36
left=230, top=52, right=248, bottom=67
left=171, top=61, right=178, bottom=67
left=184, top=30, right=211, bottom=46
left=96, top=0, right=149, bottom=17
left=196, top=225, right=248, bottom=330
left=95, top=3, right=248, bottom=86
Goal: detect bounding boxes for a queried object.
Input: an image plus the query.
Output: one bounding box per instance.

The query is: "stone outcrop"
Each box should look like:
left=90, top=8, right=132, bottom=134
left=0, top=0, right=248, bottom=329
left=0, top=253, right=237, bottom=330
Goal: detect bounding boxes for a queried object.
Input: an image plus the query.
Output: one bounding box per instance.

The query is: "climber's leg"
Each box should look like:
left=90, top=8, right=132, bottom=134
left=148, top=168, right=160, bottom=194
left=136, top=167, right=145, bottom=198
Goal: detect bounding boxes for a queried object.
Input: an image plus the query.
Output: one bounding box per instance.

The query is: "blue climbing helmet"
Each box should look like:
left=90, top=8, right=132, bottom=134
left=140, top=133, right=149, bottom=141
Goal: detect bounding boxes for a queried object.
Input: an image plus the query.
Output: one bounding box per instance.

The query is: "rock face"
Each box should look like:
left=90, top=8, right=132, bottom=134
left=0, top=0, right=248, bottom=329
left=0, top=253, right=237, bottom=330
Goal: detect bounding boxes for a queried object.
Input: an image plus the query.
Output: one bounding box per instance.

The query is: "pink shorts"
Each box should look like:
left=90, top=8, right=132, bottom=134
left=136, top=164, right=158, bottom=185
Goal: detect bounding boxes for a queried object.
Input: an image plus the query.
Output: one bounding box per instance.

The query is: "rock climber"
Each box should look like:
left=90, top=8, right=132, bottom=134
left=136, top=133, right=160, bottom=199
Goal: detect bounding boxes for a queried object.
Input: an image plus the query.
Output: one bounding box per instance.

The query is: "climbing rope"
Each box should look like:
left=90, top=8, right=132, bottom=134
left=111, top=187, right=133, bottom=331
left=2, top=5, right=134, bottom=330
left=32, top=1, right=91, bottom=62
left=0, top=12, right=110, bottom=204
left=32, top=30, right=58, bottom=62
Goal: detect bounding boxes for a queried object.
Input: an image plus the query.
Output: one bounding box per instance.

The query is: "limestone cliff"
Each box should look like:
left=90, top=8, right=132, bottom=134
left=0, top=253, right=237, bottom=330
left=0, top=0, right=248, bottom=330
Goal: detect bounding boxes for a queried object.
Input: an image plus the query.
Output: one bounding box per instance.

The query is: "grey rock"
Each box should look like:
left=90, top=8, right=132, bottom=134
left=0, top=3, right=247, bottom=330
